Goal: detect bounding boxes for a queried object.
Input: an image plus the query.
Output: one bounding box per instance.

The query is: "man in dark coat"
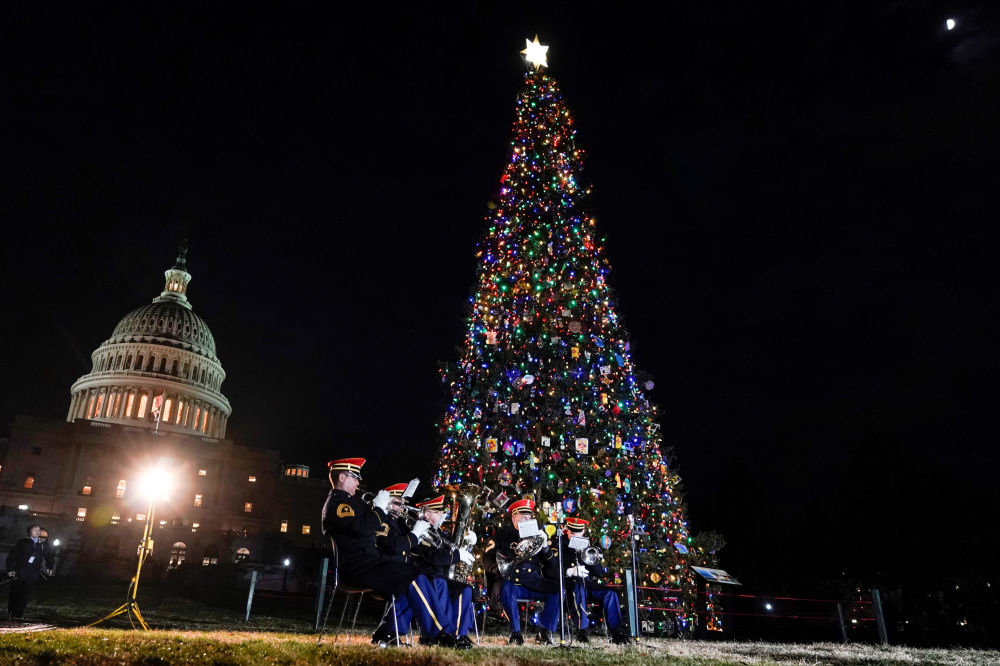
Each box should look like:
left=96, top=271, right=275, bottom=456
left=321, top=459, right=452, bottom=643
left=5, top=524, right=54, bottom=620
left=492, top=498, right=562, bottom=644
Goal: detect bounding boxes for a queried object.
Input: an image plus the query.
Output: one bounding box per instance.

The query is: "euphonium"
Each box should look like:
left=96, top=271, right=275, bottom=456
left=445, top=484, right=485, bottom=583
left=496, top=535, right=547, bottom=579
left=580, top=546, right=603, bottom=567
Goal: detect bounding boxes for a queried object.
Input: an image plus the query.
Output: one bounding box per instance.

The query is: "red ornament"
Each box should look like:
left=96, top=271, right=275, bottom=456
left=611, top=404, right=622, bottom=415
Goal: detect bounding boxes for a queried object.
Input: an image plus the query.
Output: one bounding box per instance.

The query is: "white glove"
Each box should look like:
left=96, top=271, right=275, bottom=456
left=410, top=519, right=431, bottom=540
left=372, top=490, right=391, bottom=512
left=458, top=549, right=475, bottom=566
left=463, top=531, right=478, bottom=546
left=566, top=565, right=589, bottom=578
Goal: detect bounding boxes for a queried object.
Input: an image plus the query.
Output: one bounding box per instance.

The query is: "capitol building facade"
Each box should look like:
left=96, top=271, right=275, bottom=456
left=0, top=247, right=328, bottom=577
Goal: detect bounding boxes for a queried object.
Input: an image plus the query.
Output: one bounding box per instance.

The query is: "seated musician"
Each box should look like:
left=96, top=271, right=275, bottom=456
left=320, top=459, right=452, bottom=645
left=558, top=517, right=631, bottom=644
left=493, top=498, right=562, bottom=644
left=413, top=494, right=477, bottom=650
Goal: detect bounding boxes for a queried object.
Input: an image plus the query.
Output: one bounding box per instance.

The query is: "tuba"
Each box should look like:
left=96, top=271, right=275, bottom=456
left=445, top=484, right=485, bottom=584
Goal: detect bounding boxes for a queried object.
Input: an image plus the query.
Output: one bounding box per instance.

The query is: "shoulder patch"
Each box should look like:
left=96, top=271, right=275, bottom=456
left=337, top=503, right=355, bottom=518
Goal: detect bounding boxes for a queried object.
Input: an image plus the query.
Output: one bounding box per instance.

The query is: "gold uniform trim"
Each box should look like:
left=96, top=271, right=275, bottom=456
left=337, top=503, right=355, bottom=517
left=410, top=581, right=443, bottom=631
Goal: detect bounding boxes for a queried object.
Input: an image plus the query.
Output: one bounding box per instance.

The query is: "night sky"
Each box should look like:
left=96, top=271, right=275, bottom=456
left=3, top=3, right=998, bottom=588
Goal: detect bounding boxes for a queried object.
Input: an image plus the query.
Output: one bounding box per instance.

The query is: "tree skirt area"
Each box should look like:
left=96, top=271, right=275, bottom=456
left=0, top=630, right=997, bottom=665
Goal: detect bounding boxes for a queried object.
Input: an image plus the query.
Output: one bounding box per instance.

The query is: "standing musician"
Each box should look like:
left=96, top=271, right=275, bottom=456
left=493, top=498, right=562, bottom=644
left=413, top=494, right=476, bottom=650
left=558, top=517, right=631, bottom=644
left=321, top=459, right=452, bottom=644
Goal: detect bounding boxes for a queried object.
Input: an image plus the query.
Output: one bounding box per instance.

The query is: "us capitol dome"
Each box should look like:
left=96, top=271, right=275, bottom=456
left=67, top=243, right=232, bottom=437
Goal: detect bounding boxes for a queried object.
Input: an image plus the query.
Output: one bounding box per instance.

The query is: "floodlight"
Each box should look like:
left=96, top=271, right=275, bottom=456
left=946, top=18, right=956, bottom=30
left=283, top=558, right=291, bottom=567
left=138, top=464, right=174, bottom=501
left=764, top=602, right=773, bottom=611
left=53, top=539, right=61, bottom=547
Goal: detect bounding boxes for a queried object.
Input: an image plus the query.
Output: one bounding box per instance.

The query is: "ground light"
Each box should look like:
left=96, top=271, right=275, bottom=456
left=87, top=458, right=174, bottom=630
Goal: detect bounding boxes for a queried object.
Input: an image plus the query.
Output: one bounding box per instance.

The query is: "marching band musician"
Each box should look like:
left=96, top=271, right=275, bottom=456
left=413, top=495, right=476, bottom=650
left=321, top=459, right=453, bottom=645
left=493, top=498, right=562, bottom=645
left=558, top=517, right=631, bottom=644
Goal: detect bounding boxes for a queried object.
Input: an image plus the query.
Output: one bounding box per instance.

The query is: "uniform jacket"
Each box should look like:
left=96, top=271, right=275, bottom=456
left=495, top=526, right=559, bottom=593
left=321, top=488, right=420, bottom=597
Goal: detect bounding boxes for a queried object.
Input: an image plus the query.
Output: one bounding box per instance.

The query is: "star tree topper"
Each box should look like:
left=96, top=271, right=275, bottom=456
left=521, top=35, right=548, bottom=69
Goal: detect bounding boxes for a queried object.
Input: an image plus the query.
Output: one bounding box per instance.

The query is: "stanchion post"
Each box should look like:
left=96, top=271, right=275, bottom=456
left=871, top=588, right=888, bottom=645
left=836, top=602, right=848, bottom=643
left=624, top=569, right=638, bottom=638
left=245, top=570, right=258, bottom=622
left=314, top=557, right=329, bottom=631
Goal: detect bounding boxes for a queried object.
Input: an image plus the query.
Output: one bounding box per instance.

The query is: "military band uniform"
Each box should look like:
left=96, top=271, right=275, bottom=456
left=496, top=525, right=562, bottom=635
left=411, top=530, right=476, bottom=643
left=555, top=532, right=624, bottom=635
left=321, top=462, right=451, bottom=640
left=370, top=501, right=457, bottom=641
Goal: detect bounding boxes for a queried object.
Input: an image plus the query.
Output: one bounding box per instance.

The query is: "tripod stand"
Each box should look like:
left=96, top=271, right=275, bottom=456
left=87, top=496, right=157, bottom=630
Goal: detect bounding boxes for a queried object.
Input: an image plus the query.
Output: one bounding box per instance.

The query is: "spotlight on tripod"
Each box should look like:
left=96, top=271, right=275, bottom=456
left=88, top=458, right=174, bottom=629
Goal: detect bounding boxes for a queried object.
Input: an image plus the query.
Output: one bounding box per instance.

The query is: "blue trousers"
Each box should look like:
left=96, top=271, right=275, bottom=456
left=500, top=581, right=561, bottom=633
left=384, top=574, right=454, bottom=638
left=451, top=585, right=475, bottom=638
left=569, top=581, right=623, bottom=631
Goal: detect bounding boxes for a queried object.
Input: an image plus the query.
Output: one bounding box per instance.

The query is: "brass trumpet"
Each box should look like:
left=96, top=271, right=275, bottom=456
left=361, top=490, right=448, bottom=548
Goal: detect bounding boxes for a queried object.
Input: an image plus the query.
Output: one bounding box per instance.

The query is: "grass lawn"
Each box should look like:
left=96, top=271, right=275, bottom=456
left=1, top=630, right=999, bottom=665
left=2, top=581, right=998, bottom=664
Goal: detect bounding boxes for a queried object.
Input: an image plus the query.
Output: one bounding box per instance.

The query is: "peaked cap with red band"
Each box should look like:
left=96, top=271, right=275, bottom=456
left=508, top=498, right=535, bottom=515
left=416, top=494, right=446, bottom=511
left=564, top=517, right=590, bottom=534
left=384, top=483, right=409, bottom=496
left=328, top=458, right=366, bottom=479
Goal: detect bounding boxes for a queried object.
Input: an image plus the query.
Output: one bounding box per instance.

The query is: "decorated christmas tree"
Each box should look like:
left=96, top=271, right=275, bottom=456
left=434, top=37, right=720, bottom=635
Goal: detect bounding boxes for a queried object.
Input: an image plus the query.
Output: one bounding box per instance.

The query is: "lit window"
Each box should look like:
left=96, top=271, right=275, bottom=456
left=163, top=399, right=172, bottom=422
left=24, top=475, right=35, bottom=489
left=125, top=393, right=135, bottom=418
left=137, top=394, right=148, bottom=418
left=301, top=525, right=311, bottom=535
left=244, top=502, right=253, bottom=513
left=235, top=547, right=250, bottom=562
left=248, top=475, right=256, bottom=483
left=115, top=479, right=127, bottom=498
left=175, top=400, right=184, bottom=424
left=280, top=520, right=288, bottom=533
left=201, top=410, right=208, bottom=432
left=194, top=494, right=203, bottom=507
left=18, top=504, right=28, bottom=510
left=191, top=522, right=200, bottom=532
left=136, top=513, right=146, bottom=521
left=77, top=507, right=87, bottom=522
left=198, top=469, right=207, bottom=477
left=111, top=512, right=121, bottom=525
left=159, top=520, right=167, bottom=526
left=193, top=407, right=201, bottom=428
left=81, top=484, right=92, bottom=496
